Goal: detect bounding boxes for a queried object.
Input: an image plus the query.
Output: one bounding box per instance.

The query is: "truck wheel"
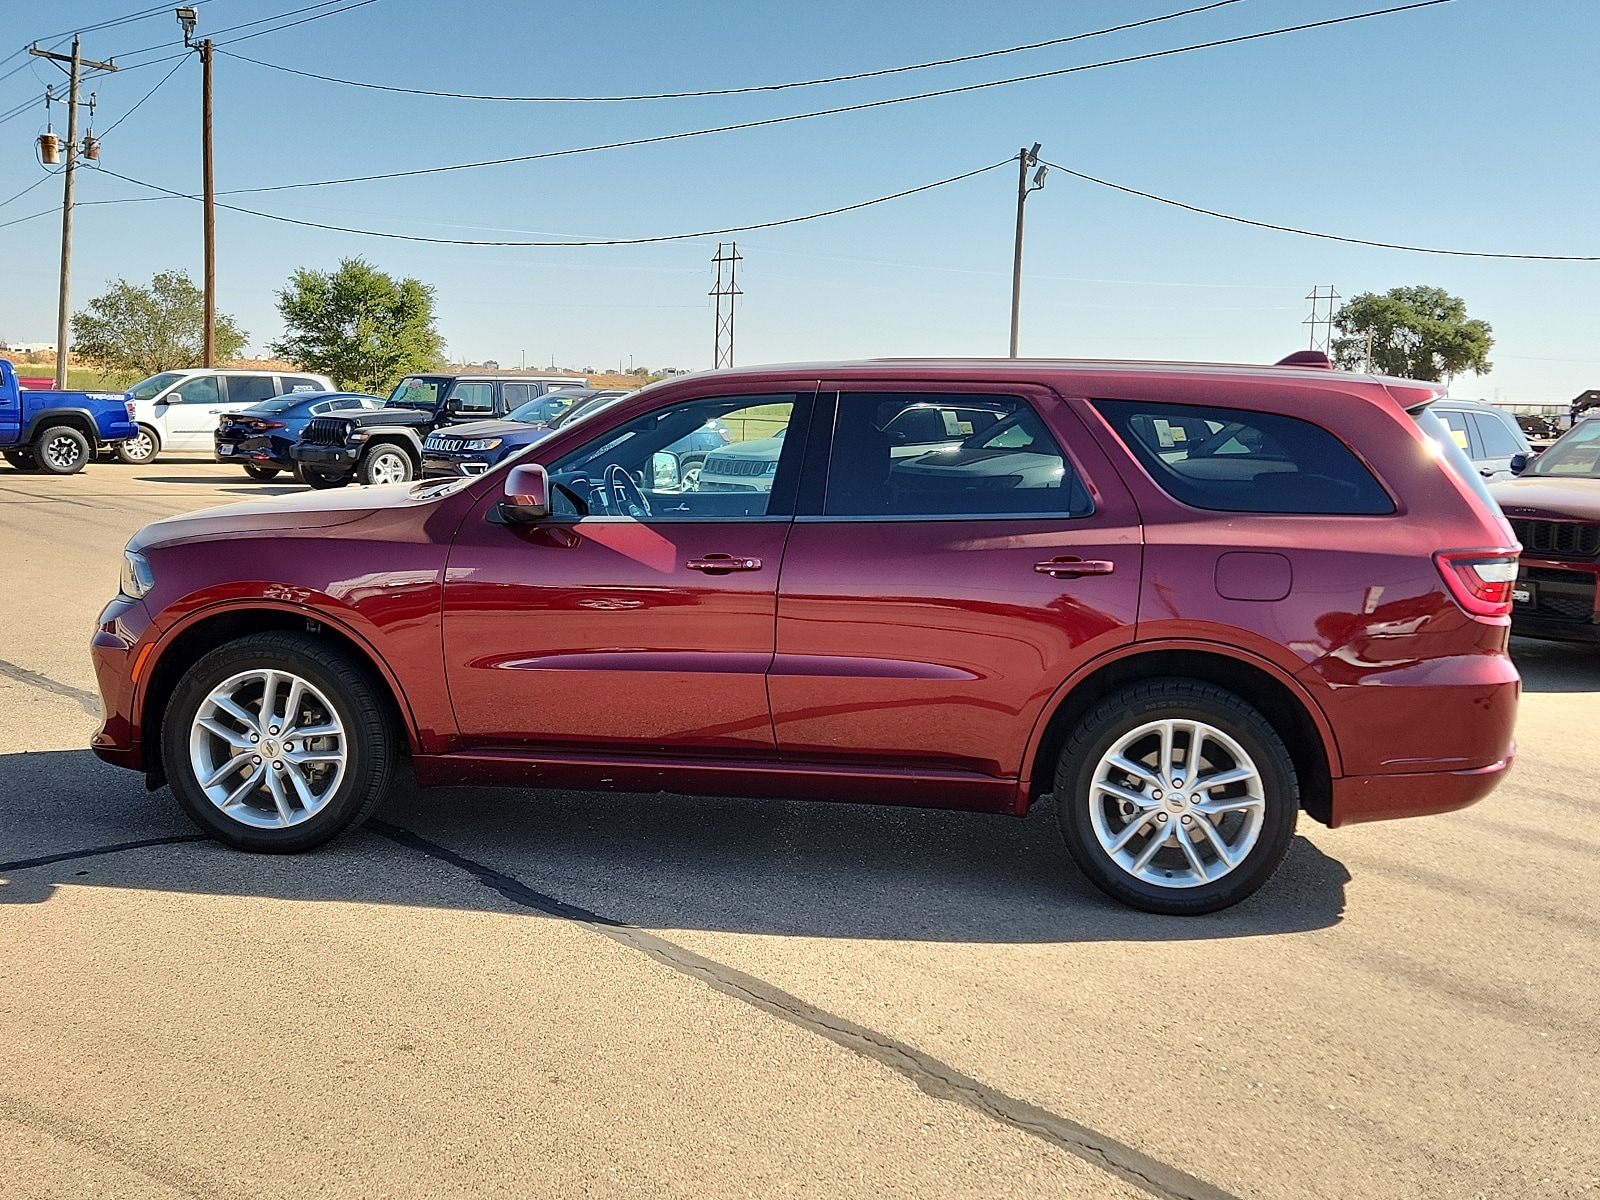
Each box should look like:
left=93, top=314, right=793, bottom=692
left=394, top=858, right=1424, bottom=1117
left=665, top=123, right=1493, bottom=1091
left=301, top=469, right=349, bottom=490
left=1053, top=679, right=1299, bottom=915
left=3, top=449, right=39, bottom=472
left=116, top=425, right=159, bottom=465
left=34, top=425, right=91, bottom=475
left=243, top=463, right=281, bottom=481
left=359, top=445, right=414, bottom=486
left=161, top=632, right=397, bottom=852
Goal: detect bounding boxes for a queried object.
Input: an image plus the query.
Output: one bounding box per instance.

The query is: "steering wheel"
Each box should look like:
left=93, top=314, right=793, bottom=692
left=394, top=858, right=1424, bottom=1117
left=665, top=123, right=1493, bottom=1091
left=605, top=463, right=652, bottom=518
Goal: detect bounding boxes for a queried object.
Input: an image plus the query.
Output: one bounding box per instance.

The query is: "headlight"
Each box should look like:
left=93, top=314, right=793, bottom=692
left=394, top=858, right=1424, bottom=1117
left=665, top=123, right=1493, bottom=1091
left=120, top=550, right=154, bottom=599
left=763, top=460, right=779, bottom=474
left=462, top=438, right=502, bottom=451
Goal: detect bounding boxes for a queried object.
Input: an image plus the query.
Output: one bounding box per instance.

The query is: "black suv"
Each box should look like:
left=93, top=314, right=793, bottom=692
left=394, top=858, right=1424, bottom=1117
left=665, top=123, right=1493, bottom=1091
left=289, top=373, right=588, bottom=488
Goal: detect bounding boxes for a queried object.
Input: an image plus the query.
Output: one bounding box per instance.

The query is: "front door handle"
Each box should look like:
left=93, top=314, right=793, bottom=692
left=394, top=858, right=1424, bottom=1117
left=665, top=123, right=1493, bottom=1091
left=687, top=554, right=763, bottom=574
left=1035, top=557, right=1115, bottom=578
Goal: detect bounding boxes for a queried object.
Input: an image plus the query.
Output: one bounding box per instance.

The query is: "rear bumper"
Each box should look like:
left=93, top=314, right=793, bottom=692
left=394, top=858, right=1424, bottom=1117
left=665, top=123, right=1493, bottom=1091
left=1331, top=749, right=1513, bottom=827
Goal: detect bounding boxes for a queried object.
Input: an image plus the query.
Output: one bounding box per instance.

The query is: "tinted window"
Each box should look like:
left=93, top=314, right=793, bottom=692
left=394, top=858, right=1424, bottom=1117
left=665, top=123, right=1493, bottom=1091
left=249, top=398, right=298, bottom=415
left=548, top=394, right=797, bottom=520
left=450, top=382, right=494, bottom=414
left=1095, top=400, right=1394, bottom=515
left=224, top=375, right=277, bottom=406
left=826, top=394, right=1092, bottom=518
left=1411, top=407, right=1500, bottom=507
left=502, top=383, right=532, bottom=408
left=1530, top=420, right=1600, bottom=479
left=1471, top=411, right=1525, bottom=458
left=281, top=376, right=322, bottom=393
left=328, top=396, right=367, bottom=411
left=169, top=376, right=220, bottom=405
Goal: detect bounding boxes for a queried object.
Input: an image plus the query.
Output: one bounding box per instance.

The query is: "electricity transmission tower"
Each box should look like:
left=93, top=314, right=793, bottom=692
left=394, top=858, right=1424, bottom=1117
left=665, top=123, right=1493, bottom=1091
left=710, top=242, right=742, bottom=369
left=1303, top=285, right=1340, bottom=354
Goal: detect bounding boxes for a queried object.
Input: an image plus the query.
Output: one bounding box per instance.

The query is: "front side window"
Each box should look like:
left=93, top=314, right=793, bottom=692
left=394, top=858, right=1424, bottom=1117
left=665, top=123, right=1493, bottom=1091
left=449, top=382, right=494, bottom=414
left=1096, top=399, right=1395, bottom=515
left=547, top=393, right=798, bottom=520
left=1437, top=409, right=1477, bottom=455
left=169, top=376, right=220, bottom=405
left=1471, top=411, right=1525, bottom=458
left=1530, top=420, right=1600, bottom=479
left=825, top=393, right=1092, bottom=518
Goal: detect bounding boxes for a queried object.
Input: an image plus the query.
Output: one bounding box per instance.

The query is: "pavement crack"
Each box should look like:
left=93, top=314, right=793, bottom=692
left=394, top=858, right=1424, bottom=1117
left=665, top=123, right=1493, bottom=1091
left=372, top=820, right=1242, bottom=1200
left=0, top=835, right=207, bottom=873
left=0, top=657, right=101, bottom=716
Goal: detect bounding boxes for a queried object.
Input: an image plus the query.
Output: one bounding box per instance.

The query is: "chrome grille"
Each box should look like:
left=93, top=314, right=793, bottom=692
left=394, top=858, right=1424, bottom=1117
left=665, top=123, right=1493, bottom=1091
left=1508, top=518, right=1600, bottom=559
left=706, top=456, right=768, bottom=477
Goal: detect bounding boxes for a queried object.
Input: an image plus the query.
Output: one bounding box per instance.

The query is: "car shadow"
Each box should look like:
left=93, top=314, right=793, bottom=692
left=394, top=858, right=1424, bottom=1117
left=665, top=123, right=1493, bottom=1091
left=1510, top=636, right=1600, bottom=693
left=0, top=749, right=1349, bottom=942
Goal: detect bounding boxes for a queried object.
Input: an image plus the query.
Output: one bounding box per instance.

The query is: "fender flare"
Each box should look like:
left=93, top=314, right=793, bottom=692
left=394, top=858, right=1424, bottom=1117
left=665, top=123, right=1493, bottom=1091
left=1015, top=636, right=1342, bottom=812
left=134, top=595, right=430, bottom=759
left=24, top=406, right=101, bottom=443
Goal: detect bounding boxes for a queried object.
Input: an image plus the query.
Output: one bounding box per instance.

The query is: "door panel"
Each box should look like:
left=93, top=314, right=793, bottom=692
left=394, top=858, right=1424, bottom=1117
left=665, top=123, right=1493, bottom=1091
left=444, top=512, right=789, bottom=753
left=162, top=376, right=225, bottom=448
left=770, top=387, right=1142, bottom=784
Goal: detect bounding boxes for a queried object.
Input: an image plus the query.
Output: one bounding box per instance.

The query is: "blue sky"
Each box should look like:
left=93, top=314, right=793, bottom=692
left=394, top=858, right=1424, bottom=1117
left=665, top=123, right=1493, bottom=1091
left=0, top=0, right=1594, bottom=401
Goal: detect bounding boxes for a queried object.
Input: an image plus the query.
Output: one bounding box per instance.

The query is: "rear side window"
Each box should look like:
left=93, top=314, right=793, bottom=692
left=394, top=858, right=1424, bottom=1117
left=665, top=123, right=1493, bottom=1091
left=280, top=375, right=322, bottom=393
left=1095, top=400, right=1394, bottom=515
left=1471, top=411, right=1525, bottom=458
left=224, top=375, right=276, bottom=406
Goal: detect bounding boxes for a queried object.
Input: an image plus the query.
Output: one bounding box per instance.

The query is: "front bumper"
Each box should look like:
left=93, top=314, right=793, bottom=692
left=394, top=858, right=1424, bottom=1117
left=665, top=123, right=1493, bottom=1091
left=1510, top=558, right=1600, bottom=643
left=291, top=445, right=358, bottom=470
left=89, top=594, right=155, bottom=770
left=421, top=450, right=493, bottom=479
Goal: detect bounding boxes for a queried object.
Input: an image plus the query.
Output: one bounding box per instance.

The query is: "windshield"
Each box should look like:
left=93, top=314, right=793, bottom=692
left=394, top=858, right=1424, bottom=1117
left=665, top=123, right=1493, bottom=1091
left=388, top=377, right=444, bottom=410
left=1412, top=406, right=1499, bottom=510
left=129, top=372, right=183, bottom=401
left=1530, top=420, right=1600, bottom=478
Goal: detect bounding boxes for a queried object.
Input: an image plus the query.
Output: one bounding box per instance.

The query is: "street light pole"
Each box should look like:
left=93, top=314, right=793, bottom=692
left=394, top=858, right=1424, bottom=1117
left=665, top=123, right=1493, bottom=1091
left=1008, top=143, right=1045, bottom=359
left=200, top=36, right=215, bottom=365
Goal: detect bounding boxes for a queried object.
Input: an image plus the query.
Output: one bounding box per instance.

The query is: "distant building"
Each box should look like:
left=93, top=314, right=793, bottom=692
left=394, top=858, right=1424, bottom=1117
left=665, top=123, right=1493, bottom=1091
left=482, top=360, right=499, bottom=370
left=4, top=341, right=57, bottom=354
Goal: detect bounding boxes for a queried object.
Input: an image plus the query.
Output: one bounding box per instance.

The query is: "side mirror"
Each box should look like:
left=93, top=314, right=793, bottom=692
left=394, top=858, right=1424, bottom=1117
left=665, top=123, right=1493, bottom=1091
left=445, top=396, right=463, bottom=414
left=651, top=450, right=680, bottom=490
left=1509, top=453, right=1528, bottom=475
left=500, top=463, right=549, bottom=523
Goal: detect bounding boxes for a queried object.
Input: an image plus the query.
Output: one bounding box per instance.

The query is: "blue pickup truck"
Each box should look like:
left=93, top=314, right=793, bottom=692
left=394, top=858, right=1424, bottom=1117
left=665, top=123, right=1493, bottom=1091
left=0, top=358, right=137, bottom=474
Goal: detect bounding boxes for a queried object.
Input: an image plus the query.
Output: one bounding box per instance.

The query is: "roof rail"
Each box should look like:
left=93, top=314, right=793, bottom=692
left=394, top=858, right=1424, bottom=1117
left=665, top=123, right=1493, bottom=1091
left=1274, top=350, right=1334, bottom=369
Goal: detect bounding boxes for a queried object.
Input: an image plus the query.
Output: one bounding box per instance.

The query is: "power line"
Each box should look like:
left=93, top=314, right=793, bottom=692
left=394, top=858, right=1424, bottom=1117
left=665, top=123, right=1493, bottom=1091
left=1038, top=160, right=1600, bottom=261
left=213, top=0, right=1248, bottom=103
left=92, top=159, right=1011, bottom=246
left=0, top=172, right=57, bottom=211
left=100, top=0, right=383, bottom=72
left=97, top=54, right=188, bottom=137
left=210, top=0, right=1460, bottom=198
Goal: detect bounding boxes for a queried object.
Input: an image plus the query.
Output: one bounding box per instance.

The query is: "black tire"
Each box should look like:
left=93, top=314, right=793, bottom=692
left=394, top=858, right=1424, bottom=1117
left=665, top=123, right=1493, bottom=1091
left=358, top=444, right=414, bottom=486
left=1053, top=679, right=1298, bottom=915
left=116, top=425, right=160, bottom=465
left=3, top=448, right=38, bottom=471
left=33, top=424, right=91, bottom=475
left=243, top=463, right=281, bottom=481
left=161, top=632, right=397, bottom=853
left=298, top=465, right=350, bottom=490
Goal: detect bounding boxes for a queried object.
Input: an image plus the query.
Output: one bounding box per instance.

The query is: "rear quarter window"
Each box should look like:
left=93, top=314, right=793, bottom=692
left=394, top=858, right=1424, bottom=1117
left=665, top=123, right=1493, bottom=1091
left=1094, top=399, right=1395, bottom=515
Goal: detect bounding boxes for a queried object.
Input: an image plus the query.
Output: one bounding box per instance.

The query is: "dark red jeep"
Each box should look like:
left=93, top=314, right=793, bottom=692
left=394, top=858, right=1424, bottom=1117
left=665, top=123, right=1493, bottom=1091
left=91, top=357, right=1520, bottom=914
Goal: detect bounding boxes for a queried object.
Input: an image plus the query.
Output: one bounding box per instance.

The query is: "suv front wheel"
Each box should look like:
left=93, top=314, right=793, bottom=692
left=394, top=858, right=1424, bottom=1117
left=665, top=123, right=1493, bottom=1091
left=162, top=632, right=397, bottom=852
left=359, top=444, right=414, bottom=486
left=1054, top=679, right=1298, bottom=915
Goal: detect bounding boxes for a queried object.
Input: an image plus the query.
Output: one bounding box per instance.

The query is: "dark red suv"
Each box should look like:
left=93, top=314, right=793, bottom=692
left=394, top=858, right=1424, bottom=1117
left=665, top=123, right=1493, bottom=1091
left=90, top=358, right=1520, bottom=914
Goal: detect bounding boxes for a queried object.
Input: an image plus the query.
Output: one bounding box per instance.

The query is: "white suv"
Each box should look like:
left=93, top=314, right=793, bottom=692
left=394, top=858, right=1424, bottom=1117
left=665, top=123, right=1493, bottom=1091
left=119, top=368, right=335, bottom=464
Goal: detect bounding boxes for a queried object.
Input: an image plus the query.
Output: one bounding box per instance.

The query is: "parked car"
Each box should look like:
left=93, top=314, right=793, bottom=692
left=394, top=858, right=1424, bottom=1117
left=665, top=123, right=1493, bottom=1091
left=214, top=392, right=385, bottom=480
left=290, top=373, right=591, bottom=488
left=93, top=355, right=1519, bottom=916
left=422, top=389, right=723, bottom=482
left=119, top=368, right=336, bottom=465
left=1490, top=414, right=1600, bottom=643
left=0, top=358, right=137, bottom=474
left=1430, top=399, right=1532, bottom=483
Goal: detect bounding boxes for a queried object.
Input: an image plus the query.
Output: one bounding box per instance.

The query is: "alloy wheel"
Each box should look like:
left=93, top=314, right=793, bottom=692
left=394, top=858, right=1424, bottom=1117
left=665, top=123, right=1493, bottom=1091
left=188, top=667, right=348, bottom=829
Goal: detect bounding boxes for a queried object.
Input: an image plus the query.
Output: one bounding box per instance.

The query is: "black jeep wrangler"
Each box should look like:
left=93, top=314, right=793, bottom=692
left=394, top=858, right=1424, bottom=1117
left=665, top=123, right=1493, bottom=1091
left=289, top=373, right=586, bottom=488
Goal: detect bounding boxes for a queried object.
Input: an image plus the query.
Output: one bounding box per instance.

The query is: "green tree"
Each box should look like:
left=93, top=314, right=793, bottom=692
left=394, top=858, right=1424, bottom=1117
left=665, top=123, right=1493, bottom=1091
left=1331, top=286, right=1492, bottom=381
left=270, top=258, right=445, bottom=393
left=70, top=270, right=247, bottom=380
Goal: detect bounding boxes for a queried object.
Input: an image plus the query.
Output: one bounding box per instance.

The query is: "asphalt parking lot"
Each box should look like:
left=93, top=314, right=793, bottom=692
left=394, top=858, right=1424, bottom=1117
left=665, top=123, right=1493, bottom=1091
left=2, top=459, right=1596, bottom=1200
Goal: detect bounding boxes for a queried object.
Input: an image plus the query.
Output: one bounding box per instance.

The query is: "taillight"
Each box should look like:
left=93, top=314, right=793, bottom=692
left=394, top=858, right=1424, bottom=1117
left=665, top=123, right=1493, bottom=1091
left=1434, top=550, right=1519, bottom=619
left=244, top=419, right=286, bottom=431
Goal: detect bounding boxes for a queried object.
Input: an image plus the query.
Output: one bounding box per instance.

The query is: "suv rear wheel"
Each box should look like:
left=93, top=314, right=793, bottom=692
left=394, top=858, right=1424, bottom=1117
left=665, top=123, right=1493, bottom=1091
left=34, top=425, right=91, bottom=475
left=116, top=425, right=159, bottom=465
left=359, top=444, right=414, bottom=486
left=162, top=632, right=397, bottom=852
left=1054, top=679, right=1298, bottom=915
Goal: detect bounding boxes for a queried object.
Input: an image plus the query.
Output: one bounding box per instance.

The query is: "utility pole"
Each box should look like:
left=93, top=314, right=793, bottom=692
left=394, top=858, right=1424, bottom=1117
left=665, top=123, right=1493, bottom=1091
left=29, top=37, right=116, bottom=389
left=1008, top=143, right=1046, bottom=359
left=176, top=9, right=215, bottom=365
left=1303, top=285, right=1340, bottom=354
left=710, top=242, right=742, bottom=369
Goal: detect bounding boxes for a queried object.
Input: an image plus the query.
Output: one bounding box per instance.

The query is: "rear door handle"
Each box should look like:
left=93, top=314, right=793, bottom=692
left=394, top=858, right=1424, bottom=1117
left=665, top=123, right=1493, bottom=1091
left=1035, top=557, right=1115, bottom=578
left=687, top=554, right=763, bottom=574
